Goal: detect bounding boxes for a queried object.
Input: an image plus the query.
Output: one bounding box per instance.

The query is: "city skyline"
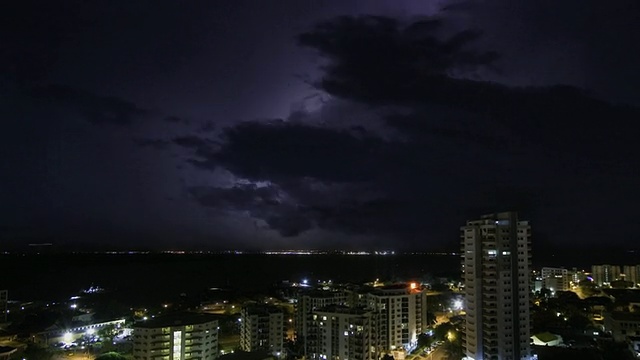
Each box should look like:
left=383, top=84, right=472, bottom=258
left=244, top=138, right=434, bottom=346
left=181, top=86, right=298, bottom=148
left=2, top=0, right=640, bottom=251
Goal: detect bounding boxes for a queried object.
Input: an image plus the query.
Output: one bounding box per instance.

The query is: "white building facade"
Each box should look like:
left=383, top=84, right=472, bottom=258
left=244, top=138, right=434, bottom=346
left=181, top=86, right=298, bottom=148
left=133, top=313, right=219, bottom=360
left=541, top=267, right=569, bottom=293
left=461, top=212, right=533, bottom=360
left=365, top=286, right=427, bottom=353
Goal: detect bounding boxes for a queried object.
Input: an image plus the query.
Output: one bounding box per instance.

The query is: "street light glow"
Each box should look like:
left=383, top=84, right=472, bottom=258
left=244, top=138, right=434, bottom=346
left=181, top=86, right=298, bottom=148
left=447, top=331, right=456, bottom=342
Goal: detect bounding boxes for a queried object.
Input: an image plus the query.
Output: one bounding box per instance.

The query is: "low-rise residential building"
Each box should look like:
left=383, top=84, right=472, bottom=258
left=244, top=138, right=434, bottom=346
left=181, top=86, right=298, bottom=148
left=541, top=267, right=570, bottom=293
left=531, top=332, right=563, bottom=346
left=603, top=311, right=640, bottom=342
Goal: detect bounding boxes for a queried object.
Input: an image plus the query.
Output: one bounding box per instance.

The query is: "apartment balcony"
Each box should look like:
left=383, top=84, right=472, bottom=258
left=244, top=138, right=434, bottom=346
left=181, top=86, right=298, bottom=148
left=482, top=309, right=498, bottom=317
left=483, top=339, right=499, bottom=348
left=150, top=335, right=170, bottom=341
left=149, top=355, right=170, bottom=359
left=482, top=324, right=499, bottom=333
left=482, top=303, right=497, bottom=310
left=150, top=339, right=170, bottom=345
left=481, top=314, right=498, bottom=322
left=149, top=346, right=170, bottom=351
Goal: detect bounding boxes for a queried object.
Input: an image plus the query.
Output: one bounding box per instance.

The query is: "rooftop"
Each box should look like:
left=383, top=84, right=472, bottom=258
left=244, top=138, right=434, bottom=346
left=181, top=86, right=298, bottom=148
left=370, top=283, right=423, bottom=295
left=533, top=332, right=560, bottom=343
left=134, top=312, right=218, bottom=328
left=315, top=305, right=369, bottom=315
left=300, top=289, right=345, bottom=298
left=0, top=346, right=17, bottom=356
left=242, top=304, right=284, bottom=315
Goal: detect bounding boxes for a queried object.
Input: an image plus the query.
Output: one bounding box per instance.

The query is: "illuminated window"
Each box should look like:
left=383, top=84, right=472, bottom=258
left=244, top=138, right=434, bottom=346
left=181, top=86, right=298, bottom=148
left=173, top=331, right=182, bottom=360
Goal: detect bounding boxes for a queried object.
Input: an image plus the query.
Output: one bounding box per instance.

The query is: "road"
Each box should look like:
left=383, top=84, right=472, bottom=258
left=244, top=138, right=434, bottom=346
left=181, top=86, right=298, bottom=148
left=414, top=346, right=449, bottom=360
left=52, top=353, right=94, bottom=360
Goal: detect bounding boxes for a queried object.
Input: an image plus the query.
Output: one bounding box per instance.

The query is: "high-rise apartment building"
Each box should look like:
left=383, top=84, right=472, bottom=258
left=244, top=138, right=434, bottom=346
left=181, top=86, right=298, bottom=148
left=296, top=290, right=347, bottom=355
left=133, top=313, right=219, bottom=360
left=541, top=267, right=569, bottom=293
left=461, top=212, right=533, bottom=360
left=240, top=304, right=285, bottom=356
left=591, top=265, right=621, bottom=286
left=310, top=306, right=373, bottom=360
left=622, top=266, right=640, bottom=287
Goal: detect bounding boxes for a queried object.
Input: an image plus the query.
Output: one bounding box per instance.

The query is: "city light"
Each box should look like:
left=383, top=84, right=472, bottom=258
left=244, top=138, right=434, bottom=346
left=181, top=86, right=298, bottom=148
left=63, top=332, right=73, bottom=342
left=447, top=331, right=456, bottom=342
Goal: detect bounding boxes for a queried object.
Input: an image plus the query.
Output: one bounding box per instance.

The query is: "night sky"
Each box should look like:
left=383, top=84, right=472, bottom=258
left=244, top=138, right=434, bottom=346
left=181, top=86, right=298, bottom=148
left=2, top=0, right=639, bottom=251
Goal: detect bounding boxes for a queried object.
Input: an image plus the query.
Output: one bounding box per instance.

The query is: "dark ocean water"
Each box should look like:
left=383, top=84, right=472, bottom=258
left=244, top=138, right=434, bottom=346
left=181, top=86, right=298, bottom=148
left=0, top=253, right=458, bottom=305
left=1, top=250, right=636, bottom=306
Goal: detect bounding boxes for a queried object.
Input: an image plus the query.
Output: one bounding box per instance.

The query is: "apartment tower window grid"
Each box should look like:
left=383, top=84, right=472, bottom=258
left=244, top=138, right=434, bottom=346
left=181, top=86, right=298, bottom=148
left=461, top=212, right=533, bottom=360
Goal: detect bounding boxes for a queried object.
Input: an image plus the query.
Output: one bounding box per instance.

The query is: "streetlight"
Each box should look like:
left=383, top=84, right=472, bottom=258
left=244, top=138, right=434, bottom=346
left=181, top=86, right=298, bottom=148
left=447, top=331, right=456, bottom=342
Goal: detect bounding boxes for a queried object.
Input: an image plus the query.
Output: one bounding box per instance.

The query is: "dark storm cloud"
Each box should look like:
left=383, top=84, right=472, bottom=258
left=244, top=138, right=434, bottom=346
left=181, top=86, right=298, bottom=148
left=198, top=122, right=217, bottom=133
left=298, top=16, right=499, bottom=105
left=215, top=121, right=391, bottom=183
left=2, top=1, right=88, bottom=84
left=176, top=15, right=640, bottom=247
left=172, top=135, right=212, bottom=149
left=134, top=138, right=172, bottom=150
left=164, top=116, right=190, bottom=125
left=188, top=184, right=312, bottom=237
left=189, top=117, right=552, bottom=242
left=27, top=85, right=147, bottom=125
left=442, top=0, right=640, bottom=106
left=172, top=135, right=219, bottom=171
left=7, top=0, right=637, bottom=251
left=298, top=16, right=639, bottom=161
